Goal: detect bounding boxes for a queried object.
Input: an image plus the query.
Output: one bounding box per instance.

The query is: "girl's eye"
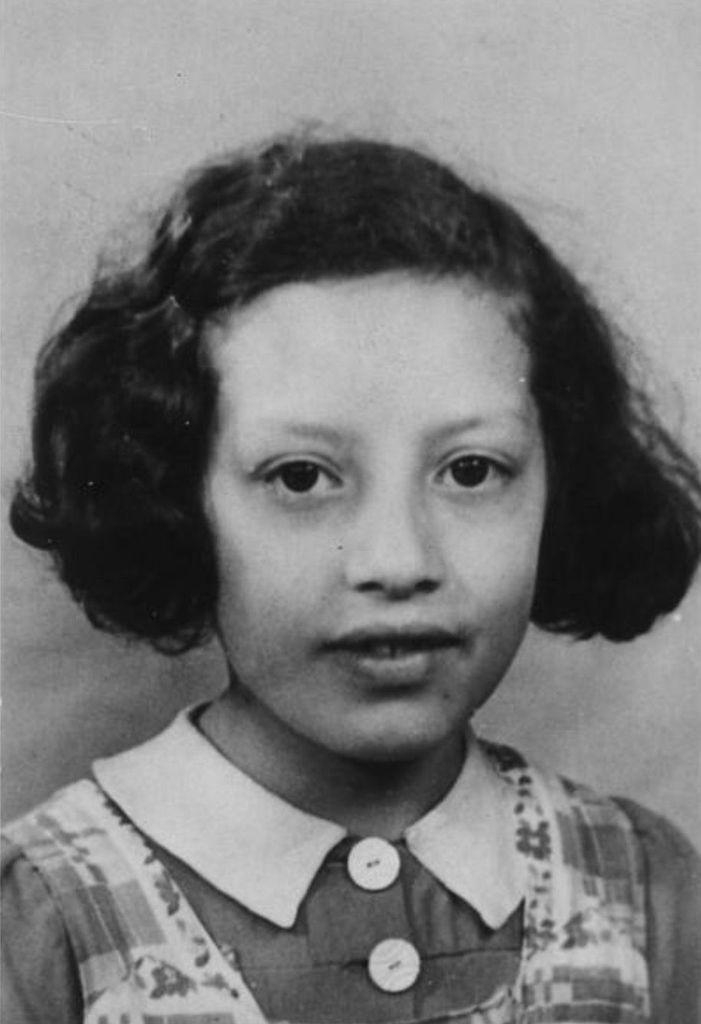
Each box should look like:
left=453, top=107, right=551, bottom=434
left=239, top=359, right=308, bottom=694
left=442, top=455, right=504, bottom=490
left=266, top=460, right=337, bottom=496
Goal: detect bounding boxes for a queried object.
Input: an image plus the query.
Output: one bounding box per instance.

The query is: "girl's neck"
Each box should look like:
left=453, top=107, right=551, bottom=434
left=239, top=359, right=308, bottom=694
left=198, top=686, right=466, bottom=840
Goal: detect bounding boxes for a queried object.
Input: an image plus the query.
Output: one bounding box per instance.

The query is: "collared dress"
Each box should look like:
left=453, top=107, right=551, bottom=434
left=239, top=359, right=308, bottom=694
left=2, top=708, right=700, bottom=1023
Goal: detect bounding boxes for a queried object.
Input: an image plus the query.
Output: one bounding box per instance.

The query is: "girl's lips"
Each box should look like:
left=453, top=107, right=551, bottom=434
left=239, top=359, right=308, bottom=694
left=323, top=627, right=462, bottom=686
left=345, top=648, right=445, bottom=686
left=324, top=625, right=462, bottom=651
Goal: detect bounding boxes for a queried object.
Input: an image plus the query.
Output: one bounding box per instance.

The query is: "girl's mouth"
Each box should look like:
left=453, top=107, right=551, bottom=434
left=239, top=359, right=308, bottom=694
left=323, top=627, right=461, bottom=685
left=363, top=640, right=428, bottom=659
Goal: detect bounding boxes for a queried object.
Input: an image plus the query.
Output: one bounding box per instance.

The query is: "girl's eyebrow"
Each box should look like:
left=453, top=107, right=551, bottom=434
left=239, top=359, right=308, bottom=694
left=428, top=411, right=535, bottom=440
left=250, top=420, right=350, bottom=445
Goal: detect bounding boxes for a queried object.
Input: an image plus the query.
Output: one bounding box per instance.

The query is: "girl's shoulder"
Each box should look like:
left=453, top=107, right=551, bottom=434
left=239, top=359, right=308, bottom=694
left=1, top=779, right=132, bottom=1024
left=486, top=740, right=700, bottom=871
left=484, top=740, right=701, bottom=1021
left=612, top=794, right=701, bottom=869
left=1, top=825, right=83, bottom=1024
left=611, top=796, right=701, bottom=1019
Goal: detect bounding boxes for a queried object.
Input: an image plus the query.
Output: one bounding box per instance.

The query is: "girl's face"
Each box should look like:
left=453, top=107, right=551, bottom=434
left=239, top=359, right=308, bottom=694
left=205, top=274, right=546, bottom=764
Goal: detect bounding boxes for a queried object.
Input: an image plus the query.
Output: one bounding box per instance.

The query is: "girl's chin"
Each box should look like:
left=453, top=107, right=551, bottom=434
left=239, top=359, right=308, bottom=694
left=325, top=711, right=466, bottom=765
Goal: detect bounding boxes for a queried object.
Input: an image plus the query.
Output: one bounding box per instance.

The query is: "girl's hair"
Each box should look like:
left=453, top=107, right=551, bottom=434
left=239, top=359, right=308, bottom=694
left=10, top=134, right=701, bottom=652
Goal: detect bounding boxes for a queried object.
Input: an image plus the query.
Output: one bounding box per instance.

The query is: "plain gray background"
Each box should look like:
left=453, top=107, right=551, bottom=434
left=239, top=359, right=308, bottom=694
left=2, top=0, right=700, bottom=845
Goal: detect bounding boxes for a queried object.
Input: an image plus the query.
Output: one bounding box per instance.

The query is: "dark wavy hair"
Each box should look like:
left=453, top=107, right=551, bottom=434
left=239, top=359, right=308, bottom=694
left=10, top=133, right=701, bottom=652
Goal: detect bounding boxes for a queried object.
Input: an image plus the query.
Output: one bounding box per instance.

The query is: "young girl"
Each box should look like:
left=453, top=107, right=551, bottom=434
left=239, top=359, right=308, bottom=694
left=2, top=134, right=700, bottom=1024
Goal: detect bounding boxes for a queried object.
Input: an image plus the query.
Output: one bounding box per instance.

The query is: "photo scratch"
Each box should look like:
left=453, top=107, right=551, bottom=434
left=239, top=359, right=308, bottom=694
left=0, top=109, right=145, bottom=128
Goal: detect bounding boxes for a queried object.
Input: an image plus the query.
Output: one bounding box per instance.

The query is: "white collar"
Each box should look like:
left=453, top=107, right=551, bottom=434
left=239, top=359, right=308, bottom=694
left=93, top=707, right=525, bottom=930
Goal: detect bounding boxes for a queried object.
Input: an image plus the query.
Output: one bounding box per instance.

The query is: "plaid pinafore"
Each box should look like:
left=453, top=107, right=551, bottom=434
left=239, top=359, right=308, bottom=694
left=4, top=744, right=650, bottom=1023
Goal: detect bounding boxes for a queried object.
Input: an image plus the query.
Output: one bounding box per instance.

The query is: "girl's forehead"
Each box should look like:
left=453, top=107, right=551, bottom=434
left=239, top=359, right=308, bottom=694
left=207, top=273, right=534, bottom=433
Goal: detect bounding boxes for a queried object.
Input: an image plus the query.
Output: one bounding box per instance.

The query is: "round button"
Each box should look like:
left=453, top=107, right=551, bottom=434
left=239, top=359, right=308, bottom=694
left=347, top=837, right=401, bottom=891
left=367, top=938, right=421, bottom=993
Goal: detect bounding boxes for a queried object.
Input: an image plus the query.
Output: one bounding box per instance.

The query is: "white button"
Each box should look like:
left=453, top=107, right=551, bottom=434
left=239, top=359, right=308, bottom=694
left=347, top=837, right=400, bottom=891
left=367, top=938, right=421, bottom=993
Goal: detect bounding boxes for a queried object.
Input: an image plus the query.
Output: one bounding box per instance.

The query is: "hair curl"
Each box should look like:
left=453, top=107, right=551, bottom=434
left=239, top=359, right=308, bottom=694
left=11, top=133, right=701, bottom=651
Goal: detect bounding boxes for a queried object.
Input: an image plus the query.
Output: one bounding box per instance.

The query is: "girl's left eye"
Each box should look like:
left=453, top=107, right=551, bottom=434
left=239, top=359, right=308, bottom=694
left=440, top=455, right=506, bottom=490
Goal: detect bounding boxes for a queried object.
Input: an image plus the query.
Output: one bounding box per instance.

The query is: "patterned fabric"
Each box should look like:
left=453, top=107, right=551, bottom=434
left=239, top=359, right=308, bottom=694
left=488, top=744, right=650, bottom=1023
left=4, top=743, right=650, bottom=1024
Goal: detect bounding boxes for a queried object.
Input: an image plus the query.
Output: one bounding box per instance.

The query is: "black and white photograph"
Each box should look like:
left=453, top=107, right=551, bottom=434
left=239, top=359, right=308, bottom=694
left=2, top=2, right=700, bottom=1021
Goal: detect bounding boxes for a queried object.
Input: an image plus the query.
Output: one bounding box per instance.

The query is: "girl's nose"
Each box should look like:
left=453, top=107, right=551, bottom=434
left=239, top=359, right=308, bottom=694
left=343, top=492, right=445, bottom=599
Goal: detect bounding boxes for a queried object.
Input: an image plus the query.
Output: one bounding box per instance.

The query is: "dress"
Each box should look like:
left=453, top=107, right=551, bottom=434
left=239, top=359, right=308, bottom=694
left=2, top=707, right=700, bottom=1023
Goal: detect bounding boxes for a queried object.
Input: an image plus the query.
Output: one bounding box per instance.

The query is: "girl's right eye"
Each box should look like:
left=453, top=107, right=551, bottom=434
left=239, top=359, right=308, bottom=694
left=264, top=460, right=339, bottom=497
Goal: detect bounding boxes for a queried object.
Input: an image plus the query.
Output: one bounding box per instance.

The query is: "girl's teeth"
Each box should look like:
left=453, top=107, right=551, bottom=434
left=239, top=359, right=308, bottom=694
left=373, top=643, right=405, bottom=658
